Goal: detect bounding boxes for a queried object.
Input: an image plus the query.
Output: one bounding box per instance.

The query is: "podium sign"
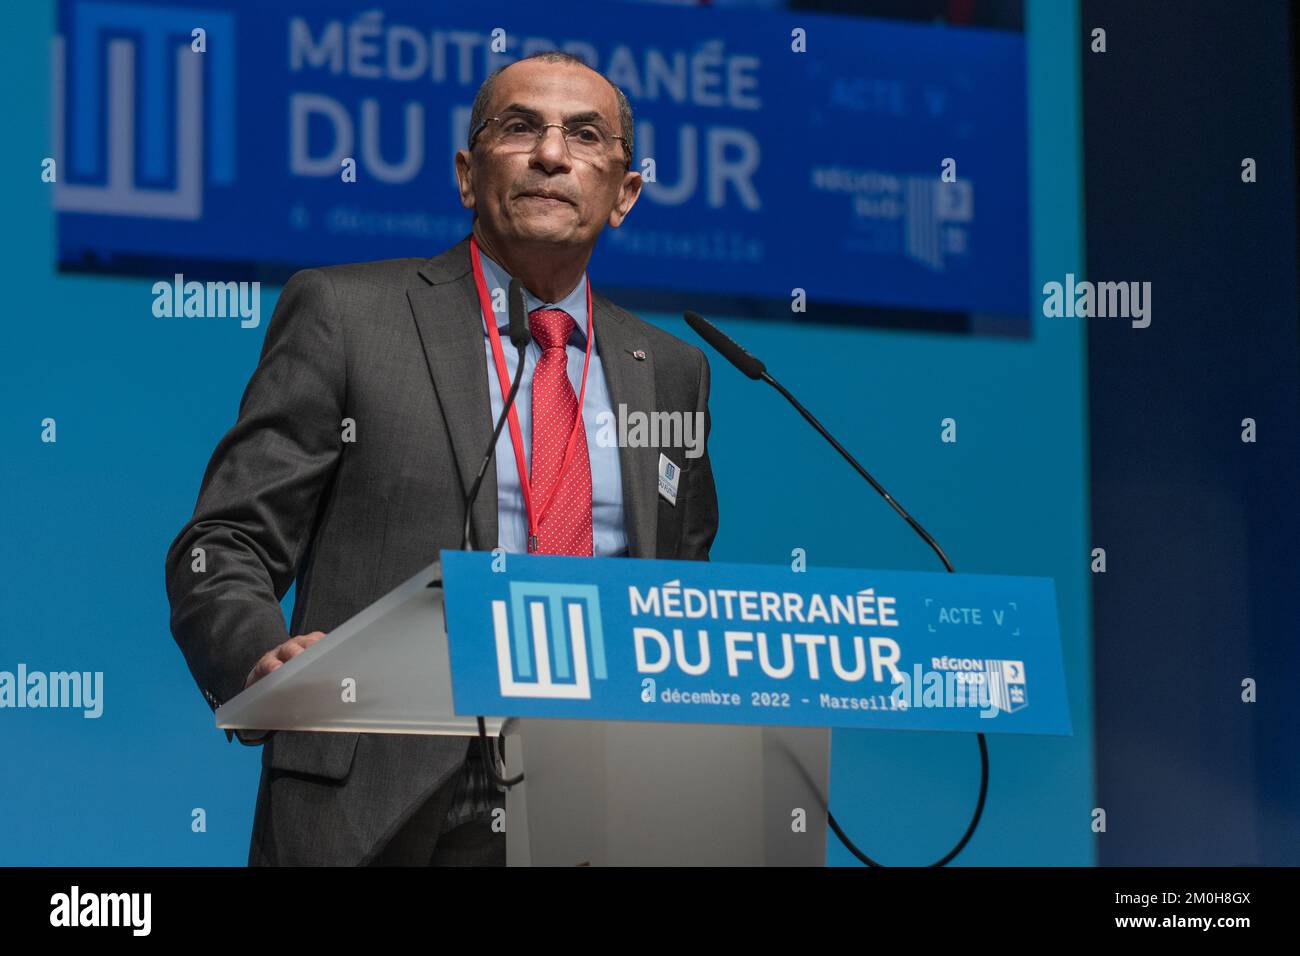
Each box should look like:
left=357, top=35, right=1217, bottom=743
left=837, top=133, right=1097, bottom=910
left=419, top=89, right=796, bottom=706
left=441, top=550, right=1072, bottom=736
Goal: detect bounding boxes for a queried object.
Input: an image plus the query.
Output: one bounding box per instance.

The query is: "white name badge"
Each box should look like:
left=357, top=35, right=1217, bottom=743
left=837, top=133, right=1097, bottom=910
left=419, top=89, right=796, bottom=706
left=657, top=453, right=680, bottom=506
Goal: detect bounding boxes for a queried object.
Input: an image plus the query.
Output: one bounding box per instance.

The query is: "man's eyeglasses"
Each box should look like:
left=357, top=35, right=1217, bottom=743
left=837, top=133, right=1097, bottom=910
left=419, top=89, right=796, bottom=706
left=470, top=111, right=631, bottom=168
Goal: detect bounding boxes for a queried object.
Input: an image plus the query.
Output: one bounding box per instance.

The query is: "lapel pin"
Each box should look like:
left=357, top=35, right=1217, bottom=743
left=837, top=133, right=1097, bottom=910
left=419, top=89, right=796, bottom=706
left=632, top=349, right=646, bottom=361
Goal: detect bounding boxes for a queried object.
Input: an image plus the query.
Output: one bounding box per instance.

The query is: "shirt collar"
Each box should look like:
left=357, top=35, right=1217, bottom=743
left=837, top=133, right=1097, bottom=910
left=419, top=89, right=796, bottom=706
left=478, top=250, right=590, bottom=348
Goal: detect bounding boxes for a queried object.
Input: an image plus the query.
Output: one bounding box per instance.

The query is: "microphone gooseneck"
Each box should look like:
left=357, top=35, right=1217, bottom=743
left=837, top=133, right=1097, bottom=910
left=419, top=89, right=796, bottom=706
left=461, top=279, right=530, bottom=552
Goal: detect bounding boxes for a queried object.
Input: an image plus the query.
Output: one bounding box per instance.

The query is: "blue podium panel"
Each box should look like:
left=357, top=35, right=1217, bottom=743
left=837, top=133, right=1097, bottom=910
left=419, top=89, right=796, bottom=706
left=441, top=551, right=1071, bottom=736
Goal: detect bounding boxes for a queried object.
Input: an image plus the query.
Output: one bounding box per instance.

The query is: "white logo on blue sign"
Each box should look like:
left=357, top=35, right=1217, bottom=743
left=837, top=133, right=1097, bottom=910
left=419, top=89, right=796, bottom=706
left=492, top=582, right=606, bottom=699
left=985, top=659, right=1028, bottom=713
left=53, top=1, right=236, bottom=219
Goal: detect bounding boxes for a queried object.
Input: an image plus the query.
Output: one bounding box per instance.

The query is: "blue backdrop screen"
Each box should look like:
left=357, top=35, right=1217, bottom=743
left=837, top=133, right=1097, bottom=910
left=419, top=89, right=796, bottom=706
left=54, top=0, right=1028, bottom=324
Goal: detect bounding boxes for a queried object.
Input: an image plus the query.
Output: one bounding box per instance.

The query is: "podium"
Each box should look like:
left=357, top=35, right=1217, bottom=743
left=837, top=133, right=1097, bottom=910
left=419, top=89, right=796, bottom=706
left=217, top=557, right=831, bottom=866
left=219, top=549, right=1069, bottom=865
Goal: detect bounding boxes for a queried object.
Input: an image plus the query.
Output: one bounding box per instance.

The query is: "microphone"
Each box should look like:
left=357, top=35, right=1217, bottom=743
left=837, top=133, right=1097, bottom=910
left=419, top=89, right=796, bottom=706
left=684, top=309, right=988, bottom=868
left=461, top=279, right=530, bottom=551
left=684, top=310, right=765, bottom=379
left=505, top=278, right=531, bottom=350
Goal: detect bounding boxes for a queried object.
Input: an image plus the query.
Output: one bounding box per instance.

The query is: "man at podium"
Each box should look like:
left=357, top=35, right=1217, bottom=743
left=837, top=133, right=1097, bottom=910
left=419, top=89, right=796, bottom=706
left=164, top=51, right=719, bottom=866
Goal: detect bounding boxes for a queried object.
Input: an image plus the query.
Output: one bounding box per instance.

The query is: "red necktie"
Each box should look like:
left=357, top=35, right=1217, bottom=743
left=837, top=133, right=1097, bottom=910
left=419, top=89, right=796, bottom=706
left=527, top=308, right=593, bottom=556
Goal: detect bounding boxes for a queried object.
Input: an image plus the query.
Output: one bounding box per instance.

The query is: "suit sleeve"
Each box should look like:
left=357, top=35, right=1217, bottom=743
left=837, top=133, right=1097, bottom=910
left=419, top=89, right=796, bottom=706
left=164, top=268, right=346, bottom=742
left=678, top=347, right=719, bottom=561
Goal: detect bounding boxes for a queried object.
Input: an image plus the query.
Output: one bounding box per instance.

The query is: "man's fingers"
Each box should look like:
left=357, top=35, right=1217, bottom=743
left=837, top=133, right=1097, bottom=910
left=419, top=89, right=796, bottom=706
left=271, top=633, right=324, bottom=663
left=277, top=642, right=305, bottom=662
left=246, top=633, right=327, bottom=688
left=284, top=631, right=325, bottom=653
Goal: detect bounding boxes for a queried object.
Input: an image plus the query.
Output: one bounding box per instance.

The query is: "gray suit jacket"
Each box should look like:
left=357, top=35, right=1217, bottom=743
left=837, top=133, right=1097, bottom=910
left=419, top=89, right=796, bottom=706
left=164, top=236, right=719, bottom=865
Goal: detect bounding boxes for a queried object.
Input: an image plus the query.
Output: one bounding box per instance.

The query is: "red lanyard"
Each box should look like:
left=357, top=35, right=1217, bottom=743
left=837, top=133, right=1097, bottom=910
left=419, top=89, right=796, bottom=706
left=470, top=234, right=594, bottom=553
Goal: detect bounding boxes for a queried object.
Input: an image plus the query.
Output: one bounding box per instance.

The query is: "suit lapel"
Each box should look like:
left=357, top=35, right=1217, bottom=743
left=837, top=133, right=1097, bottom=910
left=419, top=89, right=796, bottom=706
left=408, top=240, right=658, bottom=558
left=593, top=293, right=658, bottom=558
left=408, top=240, right=499, bottom=550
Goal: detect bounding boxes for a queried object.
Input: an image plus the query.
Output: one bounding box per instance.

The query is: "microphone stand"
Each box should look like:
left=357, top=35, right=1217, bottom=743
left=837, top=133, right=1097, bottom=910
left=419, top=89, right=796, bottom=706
left=685, top=310, right=988, bottom=867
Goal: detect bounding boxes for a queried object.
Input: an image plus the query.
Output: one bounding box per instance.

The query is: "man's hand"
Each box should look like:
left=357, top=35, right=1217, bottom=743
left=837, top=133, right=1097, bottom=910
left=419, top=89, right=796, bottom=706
left=245, top=631, right=326, bottom=689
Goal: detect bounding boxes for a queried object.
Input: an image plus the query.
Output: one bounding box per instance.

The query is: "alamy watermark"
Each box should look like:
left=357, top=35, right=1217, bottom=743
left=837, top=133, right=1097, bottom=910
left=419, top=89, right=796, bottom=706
left=1042, top=272, right=1151, bottom=328
left=596, top=403, right=704, bottom=459
left=50, top=886, right=150, bottom=935
left=0, top=664, right=103, bottom=718
left=152, top=273, right=261, bottom=328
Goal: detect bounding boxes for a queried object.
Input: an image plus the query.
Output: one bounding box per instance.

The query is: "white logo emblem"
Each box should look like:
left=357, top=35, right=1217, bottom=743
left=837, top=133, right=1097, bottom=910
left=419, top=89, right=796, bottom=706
left=492, top=583, right=606, bottom=699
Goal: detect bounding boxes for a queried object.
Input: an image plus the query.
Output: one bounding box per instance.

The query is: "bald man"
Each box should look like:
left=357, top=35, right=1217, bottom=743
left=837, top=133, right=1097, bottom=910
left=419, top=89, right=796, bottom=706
left=165, top=51, right=719, bottom=866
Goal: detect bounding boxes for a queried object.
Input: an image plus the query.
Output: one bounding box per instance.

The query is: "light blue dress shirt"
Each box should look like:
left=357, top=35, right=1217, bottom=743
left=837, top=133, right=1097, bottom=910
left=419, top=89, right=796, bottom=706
left=477, top=251, right=627, bottom=557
